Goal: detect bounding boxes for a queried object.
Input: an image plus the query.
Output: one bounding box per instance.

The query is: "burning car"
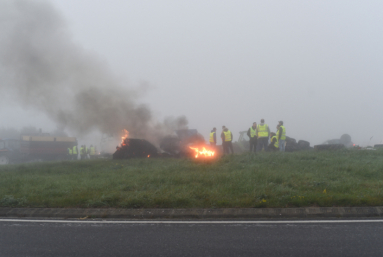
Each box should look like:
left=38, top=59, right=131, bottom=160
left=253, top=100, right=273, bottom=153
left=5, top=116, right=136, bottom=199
left=113, top=129, right=217, bottom=160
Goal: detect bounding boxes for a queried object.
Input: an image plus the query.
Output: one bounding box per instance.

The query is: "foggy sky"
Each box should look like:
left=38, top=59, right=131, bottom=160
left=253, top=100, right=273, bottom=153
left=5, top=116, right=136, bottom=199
left=2, top=0, right=383, bottom=146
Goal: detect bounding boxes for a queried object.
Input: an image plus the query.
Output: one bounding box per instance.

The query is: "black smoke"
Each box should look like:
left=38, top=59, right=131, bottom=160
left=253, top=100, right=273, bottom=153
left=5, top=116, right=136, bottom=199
left=0, top=0, right=186, bottom=142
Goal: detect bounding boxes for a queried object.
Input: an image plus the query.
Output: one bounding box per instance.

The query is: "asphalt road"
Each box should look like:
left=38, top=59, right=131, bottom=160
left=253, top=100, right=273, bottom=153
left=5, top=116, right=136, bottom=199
left=1, top=219, right=383, bottom=257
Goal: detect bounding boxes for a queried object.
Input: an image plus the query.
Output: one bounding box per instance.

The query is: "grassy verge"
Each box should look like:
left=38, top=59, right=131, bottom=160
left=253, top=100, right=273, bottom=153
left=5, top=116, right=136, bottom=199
left=1, top=149, right=383, bottom=208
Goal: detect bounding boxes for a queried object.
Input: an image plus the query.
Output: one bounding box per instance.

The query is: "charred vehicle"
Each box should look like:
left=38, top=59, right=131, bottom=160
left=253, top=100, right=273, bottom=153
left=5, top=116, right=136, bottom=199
left=113, top=138, right=159, bottom=159
left=314, top=134, right=353, bottom=150
left=159, top=129, right=206, bottom=157
left=113, top=128, right=215, bottom=159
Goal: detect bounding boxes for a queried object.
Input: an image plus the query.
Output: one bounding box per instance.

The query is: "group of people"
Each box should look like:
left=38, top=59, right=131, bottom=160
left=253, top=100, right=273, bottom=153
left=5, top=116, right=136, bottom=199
left=209, top=126, right=234, bottom=155
left=209, top=120, right=286, bottom=154
left=67, top=144, right=97, bottom=160
left=248, top=120, right=286, bottom=152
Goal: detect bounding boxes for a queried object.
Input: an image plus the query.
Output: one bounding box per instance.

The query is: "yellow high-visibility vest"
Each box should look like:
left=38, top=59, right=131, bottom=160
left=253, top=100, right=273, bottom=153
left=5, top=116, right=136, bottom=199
left=90, top=147, right=96, bottom=155
left=209, top=132, right=216, bottom=143
left=250, top=127, right=257, bottom=138
left=68, top=148, right=72, bottom=155
left=276, top=126, right=286, bottom=140
left=271, top=136, right=279, bottom=148
left=72, top=146, right=78, bottom=154
left=80, top=147, right=84, bottom=154
left=209, top=132, right=215, bottom=143
left=257, top=124, right=269, bottom=137
left=224, top=130, right=232, bottom=142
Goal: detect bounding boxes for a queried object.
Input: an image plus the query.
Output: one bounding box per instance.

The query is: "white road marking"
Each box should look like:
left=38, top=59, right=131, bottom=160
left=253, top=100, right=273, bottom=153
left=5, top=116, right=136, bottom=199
left=0, top=219, right=383, bottom=224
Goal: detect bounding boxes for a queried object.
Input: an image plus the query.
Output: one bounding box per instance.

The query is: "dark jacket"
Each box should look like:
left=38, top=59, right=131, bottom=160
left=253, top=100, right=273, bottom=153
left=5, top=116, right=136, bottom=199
left=211, top=130, right=217, bottom=144
left=268, top=137, right=278, bottom=151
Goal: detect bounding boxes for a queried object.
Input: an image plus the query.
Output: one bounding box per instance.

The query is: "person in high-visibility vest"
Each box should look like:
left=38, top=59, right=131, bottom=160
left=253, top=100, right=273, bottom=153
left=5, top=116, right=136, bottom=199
left=268, top=132, right=279, bottom=152
left=247, top=122, right=257, bottom=153
left=72, top=145, right=78, bottom=160
left=85, top=145, right=90, bottom=159
left=257, top=119, right=270, bottom=151
left=221, top=127, right=234, bottom=154
left=277, top=121, right=286, bottom=152
left=220, top=126, right=226, bottom=153
left=209, top=128, right=217, bottom=146
left=89, top=145, right=96, bottom=159
left=80, top=145, right=85, bottom=160
left=221, top=125, right=226, bottom=144
left=67, top=147, right=72, bottom=160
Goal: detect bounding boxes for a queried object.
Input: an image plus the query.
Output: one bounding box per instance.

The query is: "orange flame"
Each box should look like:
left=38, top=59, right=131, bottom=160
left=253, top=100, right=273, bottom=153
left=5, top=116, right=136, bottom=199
left=189, top=146, right=215, bottom=158
left=121, top=129, right=129, bottom=146
left=147, top=155, right=150, bottom=158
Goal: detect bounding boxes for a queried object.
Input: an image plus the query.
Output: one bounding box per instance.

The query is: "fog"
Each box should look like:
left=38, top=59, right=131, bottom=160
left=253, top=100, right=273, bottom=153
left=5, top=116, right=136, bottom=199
left=1, top=0, right=383, bottom=147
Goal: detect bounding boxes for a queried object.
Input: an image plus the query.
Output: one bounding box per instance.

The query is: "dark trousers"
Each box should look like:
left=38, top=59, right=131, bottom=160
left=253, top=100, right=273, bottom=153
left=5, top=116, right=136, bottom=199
left=257, top=137, right=269, bottom=151
left=228, top=141, right=234, bottom=154
left=268, top=144, right=278, bottom=152
left=223, top=141, right=234, bottom=154
left=249, top=138, right=257, bottom=153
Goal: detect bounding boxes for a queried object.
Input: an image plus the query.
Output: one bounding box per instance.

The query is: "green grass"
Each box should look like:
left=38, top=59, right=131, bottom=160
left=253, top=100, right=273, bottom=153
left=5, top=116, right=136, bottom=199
left=1, top=149, right=383, bottom=208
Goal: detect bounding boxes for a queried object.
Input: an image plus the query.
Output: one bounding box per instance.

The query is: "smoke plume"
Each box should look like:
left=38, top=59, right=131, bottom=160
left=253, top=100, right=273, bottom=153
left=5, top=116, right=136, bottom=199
left=0, top=0, right=187, bottom=142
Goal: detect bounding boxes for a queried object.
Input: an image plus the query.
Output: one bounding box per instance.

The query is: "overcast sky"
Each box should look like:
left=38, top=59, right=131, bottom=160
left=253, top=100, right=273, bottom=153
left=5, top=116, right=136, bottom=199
left=2, top=0, right=383, bottom=146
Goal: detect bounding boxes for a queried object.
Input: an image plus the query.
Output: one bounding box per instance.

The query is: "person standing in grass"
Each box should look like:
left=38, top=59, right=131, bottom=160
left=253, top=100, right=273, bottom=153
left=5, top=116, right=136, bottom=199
left=209, top=127, right=217, bottom=146
left=247, top=122, right=257, bottom=153
left=223, top=127, right=234, bottom=154
left=221, top=126, right=226, bottom=153
left=84, top=145, right=89, bottom=159
left=67, top=147, right=72, bottom=160
left=72, top=145, right=78, bottom=160
left=89, top=145, right=96, bottom=159
left=257, top=119, right=270, bottom=151
left=80, top=145, right=85, bottom=160
left=85, top=145, right=90, bottom=159
left=277, top=121, right=286, bottom=152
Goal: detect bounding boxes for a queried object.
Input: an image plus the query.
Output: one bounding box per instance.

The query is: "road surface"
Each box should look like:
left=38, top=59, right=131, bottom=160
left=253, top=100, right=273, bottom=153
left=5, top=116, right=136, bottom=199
left=1, top=219, right=383, bottom=256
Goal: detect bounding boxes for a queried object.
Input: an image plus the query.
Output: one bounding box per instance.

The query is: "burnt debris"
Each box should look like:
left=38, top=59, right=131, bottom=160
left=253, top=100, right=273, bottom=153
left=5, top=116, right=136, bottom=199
left=313, top=134, right=354, bottom=150
left=113, top=139, right=158, bottom=159
left=160, top=129, right=205, bottom=156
